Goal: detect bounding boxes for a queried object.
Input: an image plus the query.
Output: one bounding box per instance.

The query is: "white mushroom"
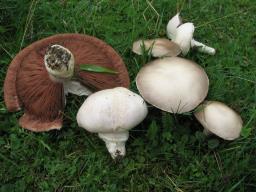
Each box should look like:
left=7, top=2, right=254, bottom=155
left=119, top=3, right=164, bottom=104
left=76, top=87, right=148, bottom=159
left=132, top=38, right=181, bottom=57
left=167, top=13, right=216, bottom=55
left=136, top=57, right=209, bottom=113
left=194, top=101, right=243, bottom=140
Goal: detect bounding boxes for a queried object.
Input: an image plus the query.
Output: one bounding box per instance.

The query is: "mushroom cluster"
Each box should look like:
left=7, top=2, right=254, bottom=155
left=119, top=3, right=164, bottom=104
left=132, top=13, right=243, bottom=141
left=133, top=13, right=215, bottom=57
left=4, top=12, right=244, bottom=160
left=4, top=34, right=130, bottom=132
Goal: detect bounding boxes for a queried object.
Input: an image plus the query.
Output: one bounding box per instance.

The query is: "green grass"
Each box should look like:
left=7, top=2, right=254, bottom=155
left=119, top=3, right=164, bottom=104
left=0, top=0, right=256, bottom=191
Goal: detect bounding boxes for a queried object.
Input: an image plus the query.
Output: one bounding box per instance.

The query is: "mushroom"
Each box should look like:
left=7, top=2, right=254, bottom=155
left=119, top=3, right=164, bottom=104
left=167, top=13, right=216, bottom=55
left=132, top=38, right=181, bottom=57
left=76, top=87, right=148, bottom=159
left=4, top=34, right=130, bottom=132
left=194, top=101, right=243, bottom=140
left=136, top=57, right=209, bottom=113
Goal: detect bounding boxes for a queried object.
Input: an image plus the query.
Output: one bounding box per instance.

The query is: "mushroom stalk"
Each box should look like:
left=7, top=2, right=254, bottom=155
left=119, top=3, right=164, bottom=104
left=44, top=45, right=75, bottom=82
left=191, top=39, right=216, bottom=55
left=63, top=80, right=92, bottom=96
left=98, top=132, right=129, bottom=159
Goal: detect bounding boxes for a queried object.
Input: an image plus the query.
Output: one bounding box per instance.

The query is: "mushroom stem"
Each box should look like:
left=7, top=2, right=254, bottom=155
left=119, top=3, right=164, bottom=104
left=63, top=81, right=92, bottom=96
left=98, top=132, right=129, bottom=159
left=48, top=74, right=73, bottom=83
left=203, top=128, right=212, bottom=136
left=44, top=45, right=75, bottom=82
left=191, top=39, right=216, bottom=55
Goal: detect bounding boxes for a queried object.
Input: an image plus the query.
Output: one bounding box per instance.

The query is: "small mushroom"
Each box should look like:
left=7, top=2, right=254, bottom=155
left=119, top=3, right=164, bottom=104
left=166, top=13, right=182, bottom=39
left=132, top=38, right=181, bottom=57
left=4, top=34, right=130, bottom=132
left=76, top=87, right=148, bottom=159
left=136, top=57, right=209, bottom=113
left=167, top=13, right=216, bottom=55
left=194, top=101, right=243, bottom=140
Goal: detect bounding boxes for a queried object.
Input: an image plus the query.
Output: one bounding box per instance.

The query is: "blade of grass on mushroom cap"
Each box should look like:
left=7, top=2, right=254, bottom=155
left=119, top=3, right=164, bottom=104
left=80, top=64, right=118, bottom=74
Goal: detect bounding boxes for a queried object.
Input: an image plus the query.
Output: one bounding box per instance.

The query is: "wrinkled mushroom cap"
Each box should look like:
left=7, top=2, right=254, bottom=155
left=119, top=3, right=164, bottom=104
left=77, top=87, right=148, bottom=133
left=4, top=34, right=130, bottom=132
left=194, top=101, right=243, bottom=140
left=136, top=57, right=209, bottom=113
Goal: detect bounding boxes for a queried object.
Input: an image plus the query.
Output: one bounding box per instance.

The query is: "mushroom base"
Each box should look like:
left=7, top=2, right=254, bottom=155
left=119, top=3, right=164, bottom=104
left=98, top=132, right=129, bottom=160
left=48, top=74, right=73, bottom=83
left=191, top=39, right=216, bottom=55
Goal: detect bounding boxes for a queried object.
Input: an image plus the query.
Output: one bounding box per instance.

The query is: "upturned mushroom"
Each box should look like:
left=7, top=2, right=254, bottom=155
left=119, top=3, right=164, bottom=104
left=194, top=101, right=243, bottom=140
left=76, top=87, right=148, bottom=159
left=4, top=34, right=130, bottom=132
left=166, top=13, right=216, bottom=55
left=136, top=57, right=209, bottom=113
left=132, top=38, right=181, bottom=57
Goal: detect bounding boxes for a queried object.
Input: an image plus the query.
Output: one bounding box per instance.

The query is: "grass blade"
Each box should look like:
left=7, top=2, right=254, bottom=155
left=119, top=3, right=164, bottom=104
left=80, top=64, right=118, bottom=74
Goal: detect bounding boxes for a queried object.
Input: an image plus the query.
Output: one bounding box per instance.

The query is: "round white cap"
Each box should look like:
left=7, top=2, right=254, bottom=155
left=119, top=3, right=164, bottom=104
left=136, top=57, right=209, bottom=113
left=76, top=87, right=148, bottom=133
left=194, top=101, right=243, bottom=140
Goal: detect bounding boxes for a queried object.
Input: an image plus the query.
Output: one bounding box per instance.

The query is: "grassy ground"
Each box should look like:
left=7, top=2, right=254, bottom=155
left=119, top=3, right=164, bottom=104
left=0, top=0, right=256, bottom=191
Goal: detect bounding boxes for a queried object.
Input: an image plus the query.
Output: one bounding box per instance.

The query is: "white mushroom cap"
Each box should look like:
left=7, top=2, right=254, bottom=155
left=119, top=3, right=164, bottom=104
left=136, top=57, right=209, bottom=113
left=77, top=87, right=148, bottom=133
left=132, top=38, right=181, bottom=57
left=173, top=22, right=195, bottom=55
left=194, top=101, right=243, bottom=140
left=76, top=87, right=148, bottom=159
left=166, top=13, right=182, bottom=39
